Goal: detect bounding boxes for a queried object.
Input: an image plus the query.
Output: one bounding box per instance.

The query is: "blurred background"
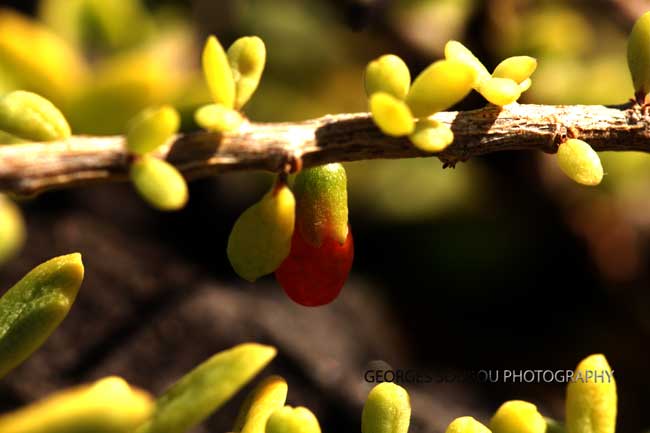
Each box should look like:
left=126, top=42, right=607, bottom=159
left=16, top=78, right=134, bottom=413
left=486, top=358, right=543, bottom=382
left=0, top=0, right=649, bottom=432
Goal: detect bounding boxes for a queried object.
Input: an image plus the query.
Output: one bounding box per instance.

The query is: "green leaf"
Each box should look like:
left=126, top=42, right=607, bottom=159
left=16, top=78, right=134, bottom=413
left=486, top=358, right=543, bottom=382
left=492, top=56, right=537, bottom=84
left=137, top=343, right=277, bottom=433
left=0, top=130, right=28, bottom=145
left=130, top=155, right=188, bottom=211
left=266, top=406, right=321, bottom=433
left=556, top=139, right=603, bottom=186
left=477, top=77, right=521, bottom=106
left=444, top=41, right=490, bottom=86
left=361, top=383, right=411, bottom=433
left=0, top=376, right=153, bottom=433
left=445, top=417, right=492, bottom=433
left=233, top=376, right=288, bottom=433
left=126, top=105, right=180, bottom=155
left=227, top=182, right=295, bottom=281
left=627, top=11, right=650, bottom=101
left=364, top=54, right=411, bottom=100
left=294, top=163, right=348, bottom=246
left=408, top=119, right=454, bottom=153
left=0, top=195, right=25, bottom=265
left=228, top=36, right=267, bottom=110
left=203, top=35, right=236, bottom=109
left=0, top=253, right=84, bottom=378
left=566, top=354, right=616, bottom=433
left=405, top=60, right=476, bottom=118
left=490, top=401, right=546, bottom=433
left=0, top=90, right=70, bottom=141
left=369, top=92, right=414, bottom=137
left=195, top=103, right=244, bottom=132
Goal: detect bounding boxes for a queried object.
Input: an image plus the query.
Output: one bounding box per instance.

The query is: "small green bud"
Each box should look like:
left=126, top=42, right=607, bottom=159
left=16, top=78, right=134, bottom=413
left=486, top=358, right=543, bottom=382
left=138, top=344, right=277, bottom=433
left=0, top=90, right=70, bottom=141
left=408, top=119, right=454, bottom=153
left=0, top=376, right=153, bottom=433
left=490, top=401, right=546, bottom=433
left=369, top=92, right=414, bottom=136
left=444, top=41, right=490, bottom=85
left=203, top=35, right=236, bottom=109
left=627, top=11, right=650, bottom=101
left=294, top=163, right=348, bottom=246
left=364, top=54, right=411, bottom=100
left=266, top=406, right=321, bottom=433
left=492, top=56, right=537, bottom=84
left=566, top=354, right=616, bottom=433
left=0, top=253, right=84, bottom=378
left=130, top=155, right=188, bottom=211
left=446, top=417, right=492, bottom=433
left=126, top=105, right=180, bottom=155
left=227, top=181, right=295, bottom=281
left=406, top=60, right=476, bottom=118
left=233, top=376, right=288, bottom=433
left=556, top=139, right=603, bottom=186
left=228, top=36, right=267, bottom=110
left=545, top=418, right=567, bottom=433
left=0, top=195, right=25, bottom=265
left=477, top=77, right=521, bottom=106
left=361, top=383, right=410, bottom=433
left=195, top=103, right=245, bottom=132
left=519, top=78, right=532, bottom=93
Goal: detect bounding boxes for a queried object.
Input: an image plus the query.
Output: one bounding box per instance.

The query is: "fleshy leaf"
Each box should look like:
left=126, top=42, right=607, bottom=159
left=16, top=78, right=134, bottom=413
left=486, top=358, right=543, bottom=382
left=0, top=253, right=84, bottom=378
left=361, top=383, right=411, bottom=433
left=566, top=354, right=616, bottom=433
left=130, top=155, right=189, bottom=211
left=492, top=56, right=537, bottom=84
left=293, top=163, right=348, bottom=246
left=477, top=77, right=521, bottom=106
left=490, top=401, right=546, bottom=433
left=203, top=35, right=236, bottom=108
left=0, top=195, right=25, bottom=265
left=266, top=406, right=321, bottom=433
left=233, top=376, right=288, bottom=433
left=195, top=103, right=244, bottom=132
left=0, top=90, right=70, bottom=141
left=405, top=60, right=476, bottom=118
left=126, top=105, right=180, bottom=155
left=446, top=417, right=492, bottom=433
left=369, top=92, right=414, bottom=136
left=138, top=343, right=277, bottom=433
left=444, top=40, right=490, bottom=86
left=519, top=78, right=532, bottom=93
left=556, top=139, right=603, bottom=186
left=408, top=119, right=454, bottom=152
left=364, top=54, right=411, bottom=100
left=228, top=36, right=266, bottom=109
left=227, top=181, right=295, bottom=282
left=0, top=376, right=153, bottom=433
left=627, top=11, right=650, bottom=101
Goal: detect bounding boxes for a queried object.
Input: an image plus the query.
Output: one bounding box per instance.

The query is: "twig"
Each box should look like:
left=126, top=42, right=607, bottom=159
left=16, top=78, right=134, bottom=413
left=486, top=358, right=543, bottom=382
left=1, top=103, right=649, bottom=196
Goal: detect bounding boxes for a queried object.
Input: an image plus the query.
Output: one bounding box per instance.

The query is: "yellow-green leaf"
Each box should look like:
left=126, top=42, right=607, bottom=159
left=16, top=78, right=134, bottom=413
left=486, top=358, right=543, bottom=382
left=444, top=40, right=490, bottom=86
left=446, top=417, right=492, bottom=433
left=362, top=383, right=411, bottom=433
left=556, top=139, right=603, bottom=186
left=369, top=92, right=414, bottom=136
left=627, top=11, right=650, bottom=100
left=233, top=376, right=288, bottom=433
left=566, top=354, right=616, bottom=433
left=409, top=119, right=454, bottom=152
left=195, top=103, right=245, bottom=132
left=203, top=35, right=236, bottom=109
left=228, top=36, right=267, bottom=109
left=126, top=105, right=180, bottom=155
left=266, top=406, right=321, bottom=433
left=0, top=90, right=70, bottom=141
left=138, top=343, right=277, bottom=433
left=406, top=60, right=476, bottom=118
left=0, top=253, right=84, bottom=378
left=130, top=155, right=188, bottom=211
left=477, top=77, right=521, bottom=106
left=492, top=56, right=537, bottom=84
left=490, top=401, right=546, bottom=433
left=364, top=54, right=411, bottom=100
left=0, top=195, right=25, bottom=265
left=519, top=78, right=532, bottom=93
left=0, top=376, right=153, bottom=433
left=227, top=182, right=295, bottom=281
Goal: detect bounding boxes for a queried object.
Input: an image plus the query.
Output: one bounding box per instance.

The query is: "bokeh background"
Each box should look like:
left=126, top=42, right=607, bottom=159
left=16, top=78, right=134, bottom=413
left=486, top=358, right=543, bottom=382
left=1, top=0, right=649, bottom=432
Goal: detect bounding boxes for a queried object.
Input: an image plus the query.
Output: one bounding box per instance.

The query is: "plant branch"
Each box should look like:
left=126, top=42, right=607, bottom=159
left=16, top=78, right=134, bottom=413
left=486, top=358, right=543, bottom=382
left=1, top=103, right=649, bottom=196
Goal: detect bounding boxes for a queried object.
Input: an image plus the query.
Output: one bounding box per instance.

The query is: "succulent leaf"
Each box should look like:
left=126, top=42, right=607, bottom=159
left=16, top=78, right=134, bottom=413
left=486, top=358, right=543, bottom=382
left=364, top=54, right=411, bottom=100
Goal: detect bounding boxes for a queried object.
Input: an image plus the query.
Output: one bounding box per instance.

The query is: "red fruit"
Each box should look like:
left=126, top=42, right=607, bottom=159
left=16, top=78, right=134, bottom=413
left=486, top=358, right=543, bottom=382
left=275, top=226, right=354, bottom=307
